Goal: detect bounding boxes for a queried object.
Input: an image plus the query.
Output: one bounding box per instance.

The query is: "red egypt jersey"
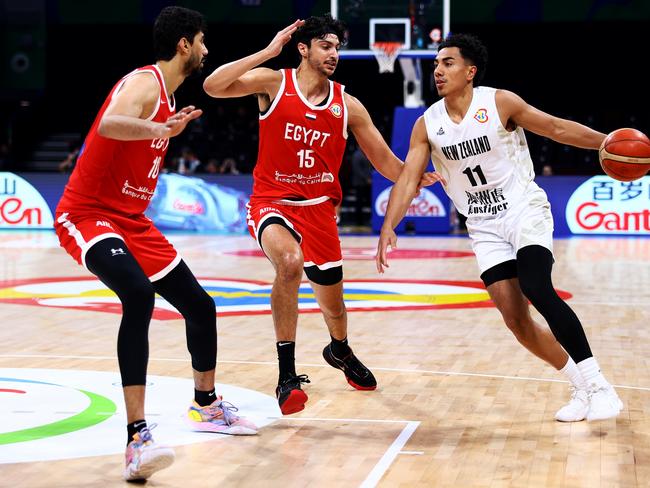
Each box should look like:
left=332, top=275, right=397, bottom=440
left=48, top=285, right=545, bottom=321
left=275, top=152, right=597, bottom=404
left=252, top=68, right=348, bottom=205
left=57, top=64, right=175, bottom=216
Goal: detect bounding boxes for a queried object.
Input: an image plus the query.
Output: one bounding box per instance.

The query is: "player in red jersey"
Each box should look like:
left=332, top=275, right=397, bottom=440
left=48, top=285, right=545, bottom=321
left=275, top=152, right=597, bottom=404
left=54, top=7, right=257, bottom=482
left=204, top=15, right=443, bottom=415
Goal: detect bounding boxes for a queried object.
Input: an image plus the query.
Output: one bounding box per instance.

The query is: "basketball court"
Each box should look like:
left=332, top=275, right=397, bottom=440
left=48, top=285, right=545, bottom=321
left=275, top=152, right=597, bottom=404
left=1, top=231, right=649, bottom=487
left=2, top=1, right=650, bottom=486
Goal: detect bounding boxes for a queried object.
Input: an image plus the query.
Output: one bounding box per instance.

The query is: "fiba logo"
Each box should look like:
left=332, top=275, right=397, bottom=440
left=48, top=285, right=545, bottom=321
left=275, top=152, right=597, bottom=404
left=329, top=103, right=342, bottom=118
left=473, top=108, right=488, bottom=123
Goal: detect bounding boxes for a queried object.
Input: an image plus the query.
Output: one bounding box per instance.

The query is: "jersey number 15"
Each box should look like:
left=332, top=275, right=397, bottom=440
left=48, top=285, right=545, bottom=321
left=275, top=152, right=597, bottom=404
left=297, top=149, right=315, bottom=168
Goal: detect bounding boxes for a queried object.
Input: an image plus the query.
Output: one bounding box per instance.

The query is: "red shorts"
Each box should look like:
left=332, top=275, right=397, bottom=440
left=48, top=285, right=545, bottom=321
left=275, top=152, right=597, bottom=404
left=246, top=198, right=342, bottom=271
left=54, top=211, right=180, bottom=280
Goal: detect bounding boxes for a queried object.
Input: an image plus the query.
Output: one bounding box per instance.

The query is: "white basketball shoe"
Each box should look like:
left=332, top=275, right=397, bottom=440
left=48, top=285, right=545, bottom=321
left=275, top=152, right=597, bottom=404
left=586, top=383, right=624, bottom=422
left=555, top=386, right=590, bottom=422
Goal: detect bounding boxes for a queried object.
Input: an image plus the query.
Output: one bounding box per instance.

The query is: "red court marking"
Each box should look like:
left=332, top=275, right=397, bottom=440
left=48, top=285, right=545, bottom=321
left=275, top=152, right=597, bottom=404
left=0, top=389, right=26, bottom=394
left=224, top=247, right=474, bottom=260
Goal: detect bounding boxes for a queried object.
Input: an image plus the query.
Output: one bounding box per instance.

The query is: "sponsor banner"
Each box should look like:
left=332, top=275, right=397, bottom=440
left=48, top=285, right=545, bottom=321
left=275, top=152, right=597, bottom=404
left=0, top=172, right=54, bottom=228
left=371, top=171, right=451, bottom=234
left=146, top=173, right=249, bottom=233
left=564, top=176, right=650, bottom=235
left=4, top=172, right=253, bottom=232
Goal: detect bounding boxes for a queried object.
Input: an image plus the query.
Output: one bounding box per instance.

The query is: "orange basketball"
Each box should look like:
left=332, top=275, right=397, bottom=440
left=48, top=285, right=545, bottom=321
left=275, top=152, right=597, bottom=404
left=599, top=128, right=650, bottom=181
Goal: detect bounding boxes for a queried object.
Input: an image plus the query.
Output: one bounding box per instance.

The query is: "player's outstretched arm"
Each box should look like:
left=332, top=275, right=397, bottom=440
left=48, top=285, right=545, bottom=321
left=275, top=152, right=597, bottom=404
left=496, top=89, right=606, bottom=149
left=203, top=19, right=303, bottom=98
left=98, top=72, right=199, bottom=141
left=346, top=94, right=444, bottom=190
left=346, top=93, right=404, bottom=182
left=376, top=117, right=444, bottom=273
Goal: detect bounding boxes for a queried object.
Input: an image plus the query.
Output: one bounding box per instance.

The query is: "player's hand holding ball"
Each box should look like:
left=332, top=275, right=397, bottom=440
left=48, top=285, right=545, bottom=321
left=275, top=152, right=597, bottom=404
left=599, top=128, right=650, bottom=181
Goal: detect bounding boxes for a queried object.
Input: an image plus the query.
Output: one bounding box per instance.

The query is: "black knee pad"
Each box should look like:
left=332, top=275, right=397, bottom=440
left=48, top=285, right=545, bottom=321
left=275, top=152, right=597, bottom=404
left=304, top=264, right=343, bottom=286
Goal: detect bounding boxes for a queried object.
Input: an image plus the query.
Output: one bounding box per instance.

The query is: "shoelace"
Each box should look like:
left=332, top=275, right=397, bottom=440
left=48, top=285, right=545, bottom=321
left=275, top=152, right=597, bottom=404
left=202, top=400, right=240, bottom=425
left=280, top=374, right=311, bottom=389
left=133, top=423, right=158, bottom=445
left=566, top=386, right=588, bottom=403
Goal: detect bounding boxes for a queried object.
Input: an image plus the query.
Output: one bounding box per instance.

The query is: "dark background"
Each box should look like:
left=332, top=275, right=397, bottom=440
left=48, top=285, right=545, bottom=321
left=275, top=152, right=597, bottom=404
left=1, top=0, right=649, bottom=176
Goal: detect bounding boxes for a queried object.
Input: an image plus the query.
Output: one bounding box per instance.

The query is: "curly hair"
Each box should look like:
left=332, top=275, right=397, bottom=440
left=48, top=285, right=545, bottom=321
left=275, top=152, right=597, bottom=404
left=294, top=14, right=347, bottom=49
left=438, top=33, right=488, bottom=85
left=153, top=6, right=207, bottom=62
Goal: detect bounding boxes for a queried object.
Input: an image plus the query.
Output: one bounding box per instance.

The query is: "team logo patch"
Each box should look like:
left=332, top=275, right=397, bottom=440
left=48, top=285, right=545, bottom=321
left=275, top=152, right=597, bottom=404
left=473, top=108, right=488, bottom=123
left=329, top=103, right=342, bottom=118
left=0, top=277, right=571, bottom=319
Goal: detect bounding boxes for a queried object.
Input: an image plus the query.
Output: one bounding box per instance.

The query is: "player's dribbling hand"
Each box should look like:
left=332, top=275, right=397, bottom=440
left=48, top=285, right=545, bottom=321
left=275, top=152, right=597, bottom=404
left=161, top=105, right=203, bottom=138
left=376, top=226, right=398, bottom=274
left=265, top=20, right=305, bottom=58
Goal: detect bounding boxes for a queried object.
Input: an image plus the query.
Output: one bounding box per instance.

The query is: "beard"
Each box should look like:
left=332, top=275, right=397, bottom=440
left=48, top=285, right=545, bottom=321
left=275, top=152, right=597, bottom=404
left=183, top=52, right=205, bottom=77
left=308, top=54, right=336, bottom=78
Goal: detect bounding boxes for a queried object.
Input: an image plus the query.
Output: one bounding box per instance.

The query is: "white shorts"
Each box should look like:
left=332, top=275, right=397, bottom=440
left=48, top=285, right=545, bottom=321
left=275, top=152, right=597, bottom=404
left=466, top=188, right=554, bottom=274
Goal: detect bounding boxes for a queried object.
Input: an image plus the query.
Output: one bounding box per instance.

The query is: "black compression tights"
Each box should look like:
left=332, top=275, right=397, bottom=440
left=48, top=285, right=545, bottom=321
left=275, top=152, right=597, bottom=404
left=516, top=245, right=593, bottom=363
left=85, top=238, right=217, bottom=386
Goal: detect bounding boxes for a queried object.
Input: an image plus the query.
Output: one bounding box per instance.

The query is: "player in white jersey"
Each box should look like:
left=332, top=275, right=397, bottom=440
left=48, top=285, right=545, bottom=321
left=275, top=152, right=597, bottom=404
left=376, top=33, right=622, bottom=422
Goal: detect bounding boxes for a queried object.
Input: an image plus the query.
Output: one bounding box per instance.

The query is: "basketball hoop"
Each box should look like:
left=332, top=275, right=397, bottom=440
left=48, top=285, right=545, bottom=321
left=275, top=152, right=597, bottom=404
left=371, top=42, right=403, bottom=73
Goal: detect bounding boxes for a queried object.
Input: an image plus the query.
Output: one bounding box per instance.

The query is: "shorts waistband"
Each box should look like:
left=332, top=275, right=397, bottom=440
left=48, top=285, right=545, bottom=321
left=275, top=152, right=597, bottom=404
left=273, top=196, right=330, bottom=207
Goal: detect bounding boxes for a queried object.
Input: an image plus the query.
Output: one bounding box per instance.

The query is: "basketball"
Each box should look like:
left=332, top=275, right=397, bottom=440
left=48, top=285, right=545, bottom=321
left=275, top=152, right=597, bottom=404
left=599, top=128, right=650, bottom=181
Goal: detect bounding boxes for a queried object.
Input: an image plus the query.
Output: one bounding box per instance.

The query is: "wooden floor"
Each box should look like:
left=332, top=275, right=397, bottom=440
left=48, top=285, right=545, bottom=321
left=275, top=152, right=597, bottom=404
left=1, top=230, right=649, bottom=487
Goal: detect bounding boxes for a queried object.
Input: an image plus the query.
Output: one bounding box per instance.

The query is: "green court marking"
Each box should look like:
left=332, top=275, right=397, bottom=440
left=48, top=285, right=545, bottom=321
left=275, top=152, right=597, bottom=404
left=0, top=389, right=116, bottom=445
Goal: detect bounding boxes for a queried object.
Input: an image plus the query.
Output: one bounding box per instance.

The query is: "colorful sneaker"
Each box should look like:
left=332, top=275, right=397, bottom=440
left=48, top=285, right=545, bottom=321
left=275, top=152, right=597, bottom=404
left=123, top=424, right=175, bottom=481
left=555, top=386, right=589, bottom=422
left=587, top=383, right=624, bottom=421
left=186, top=396, right=258, bottom=435
left=276, top=374, right=310, bottom=415
left=323, top=344, right=377, bottom=390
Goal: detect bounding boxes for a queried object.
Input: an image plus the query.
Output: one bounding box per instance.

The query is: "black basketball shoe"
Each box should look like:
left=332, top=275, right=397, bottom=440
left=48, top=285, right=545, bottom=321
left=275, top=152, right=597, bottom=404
left=276, top=374, right=310, bottom=415
left=322, top=344, right=377, bottom=390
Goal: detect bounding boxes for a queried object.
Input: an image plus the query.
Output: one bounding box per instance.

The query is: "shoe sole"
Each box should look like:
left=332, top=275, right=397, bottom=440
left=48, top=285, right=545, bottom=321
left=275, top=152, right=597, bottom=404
left=184, top=417, right=258, bottom=435
left=346, top=378, right=377, bottom=391
left=279, top=389, right=308, bottom=415
left=587, top=406, right=623, bottom=422
left=124, top=448, right=175, bottom=481
left=323, top=350, right=377, bottom=390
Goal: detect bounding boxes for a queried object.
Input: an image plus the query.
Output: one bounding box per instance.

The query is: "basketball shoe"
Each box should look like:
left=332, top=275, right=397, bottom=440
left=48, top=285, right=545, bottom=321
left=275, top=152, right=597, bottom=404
left=123, top=424, right=175, bottom=481
left=276, top=374, right=310, bottom=415
left=322, top=344, right=377, bottom=390
left=186, top=396, right=258, bottom=435
left=555, top=386, right=590, bottom=422
left=586, top=383, right=624, bottom=421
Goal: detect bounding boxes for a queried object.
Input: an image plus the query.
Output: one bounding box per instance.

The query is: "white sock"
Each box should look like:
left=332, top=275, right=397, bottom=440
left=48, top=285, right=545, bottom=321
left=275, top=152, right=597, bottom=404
left=559, top=357, right=587, bottom=389
left=576, top=357, right=609, bottom=388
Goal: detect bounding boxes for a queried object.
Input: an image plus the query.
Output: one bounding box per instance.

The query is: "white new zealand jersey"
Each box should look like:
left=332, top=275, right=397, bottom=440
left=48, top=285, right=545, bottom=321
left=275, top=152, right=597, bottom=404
left=423, top=86, right=543, bottom=218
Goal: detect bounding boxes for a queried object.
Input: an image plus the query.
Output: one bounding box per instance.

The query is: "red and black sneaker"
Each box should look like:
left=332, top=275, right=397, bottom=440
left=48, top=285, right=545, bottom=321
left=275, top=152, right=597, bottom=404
left=276, top=374, right=310, bottom=415
left=322, top=345, right=377, bottom=390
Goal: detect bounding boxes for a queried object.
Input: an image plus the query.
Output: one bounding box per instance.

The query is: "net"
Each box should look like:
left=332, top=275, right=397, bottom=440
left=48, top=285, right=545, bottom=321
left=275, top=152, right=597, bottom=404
left=371, top=42, right=403, bottom=73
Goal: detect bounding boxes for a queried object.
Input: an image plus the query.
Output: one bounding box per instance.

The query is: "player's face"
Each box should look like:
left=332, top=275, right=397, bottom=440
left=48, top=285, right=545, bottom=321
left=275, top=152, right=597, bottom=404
left=433, top=47, right=474, bottom=97
left=184, top=31, right=208, bottom=76
left=307, top=34, right=340, bottom=77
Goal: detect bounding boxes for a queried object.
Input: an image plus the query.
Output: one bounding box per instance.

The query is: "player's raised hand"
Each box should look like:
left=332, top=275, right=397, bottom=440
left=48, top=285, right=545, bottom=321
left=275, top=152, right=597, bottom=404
left=265, top=20, right=304, bottom=58
left=376, top=226, right=398, bottom=274
left=161, top=105, right=203, bottom=138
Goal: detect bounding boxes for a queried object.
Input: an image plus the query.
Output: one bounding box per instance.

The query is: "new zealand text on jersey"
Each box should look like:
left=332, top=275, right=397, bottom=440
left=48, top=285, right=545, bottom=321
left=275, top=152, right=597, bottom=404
left=441, top=135, right=491, bottom=161
left=284, top=123, right=331, bottom=148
